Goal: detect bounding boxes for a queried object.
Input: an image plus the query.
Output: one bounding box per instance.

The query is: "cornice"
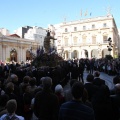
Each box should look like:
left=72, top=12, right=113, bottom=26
left=60, top=16, right=113, bottom=27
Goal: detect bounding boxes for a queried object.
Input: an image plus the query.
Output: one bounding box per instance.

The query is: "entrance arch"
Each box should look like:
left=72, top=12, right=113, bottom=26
left=81, top=49, right=88, bottom=58
left=102, top=49, right=109, bottom=58
left=64, top=50, right=69, bottom=60
left=73, top=50, right=78, bottom=59
left=91, top=49, right=98, bottom=58
left=10, top=48, right=17, bottom=62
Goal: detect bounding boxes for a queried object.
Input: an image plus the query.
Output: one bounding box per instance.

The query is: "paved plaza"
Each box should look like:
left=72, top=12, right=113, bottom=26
left=64, top=71, right=115, bottom=91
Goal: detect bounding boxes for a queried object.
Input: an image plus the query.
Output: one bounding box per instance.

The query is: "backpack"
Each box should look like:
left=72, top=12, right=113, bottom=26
left=3, top=115, right=19, bottom=120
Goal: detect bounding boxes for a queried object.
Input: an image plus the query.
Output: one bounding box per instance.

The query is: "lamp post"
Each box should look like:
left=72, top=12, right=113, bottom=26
left=107, top=37, right=113, bottom=55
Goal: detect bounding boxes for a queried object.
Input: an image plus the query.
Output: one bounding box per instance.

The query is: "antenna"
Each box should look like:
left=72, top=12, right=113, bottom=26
left=105, top=6, right=112, bottom=16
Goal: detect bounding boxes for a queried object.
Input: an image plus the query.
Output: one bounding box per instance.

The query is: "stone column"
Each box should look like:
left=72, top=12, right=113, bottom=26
left=0, top=44, right=2, bottom=61
left=2, top=45, right=7, bottom=62
left=20, top=46, right=22, bottom=62
left=88, top=50, right=91, bottom=59
left=69, top=51, right=71, bottom=59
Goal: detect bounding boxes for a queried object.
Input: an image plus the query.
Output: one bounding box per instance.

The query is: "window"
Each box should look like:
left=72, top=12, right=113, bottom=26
left=73, top=37, right=77, bottom=45
left=64, top=38, right=68, bottom=46
left=103, top=23, right=107, bottom=27
left=92, top=36, right=96, bottom=44
left=74, top=27, right=77, bottom=31
left=83, top=26, right=86, bottom=30
left=82, top=35, right=86, bottom=44
left=65, top=28, right=68, bottom=32
left=103, top=35, right=108, bottom=43
left=92, top=24, right=95, bottom=29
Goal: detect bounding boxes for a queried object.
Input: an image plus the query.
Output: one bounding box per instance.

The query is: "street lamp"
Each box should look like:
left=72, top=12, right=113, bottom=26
left=107, top=37, right=113, bottom=55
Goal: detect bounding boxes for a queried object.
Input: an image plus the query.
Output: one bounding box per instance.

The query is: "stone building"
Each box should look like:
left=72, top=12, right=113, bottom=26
left=0, top=33, right=39, bottom=63
left=0, top=15, right=119, bottom=63
left=54, top=15, right=119, bottom=60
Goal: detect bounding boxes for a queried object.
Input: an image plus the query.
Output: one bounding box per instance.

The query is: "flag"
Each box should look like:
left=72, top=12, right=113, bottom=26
left=84, top=10, right=87, bottom=16
left=80, top=9, right=82, bottom=17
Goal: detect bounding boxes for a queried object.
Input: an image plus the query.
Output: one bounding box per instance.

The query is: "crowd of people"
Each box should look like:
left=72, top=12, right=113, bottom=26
left=0, top=57, right=120, bottom=120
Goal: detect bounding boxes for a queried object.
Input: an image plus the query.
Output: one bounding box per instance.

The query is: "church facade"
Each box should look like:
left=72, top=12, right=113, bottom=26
left=0, top=33, right=39, bottom=63
left=54, top=15, right=119, bottom=60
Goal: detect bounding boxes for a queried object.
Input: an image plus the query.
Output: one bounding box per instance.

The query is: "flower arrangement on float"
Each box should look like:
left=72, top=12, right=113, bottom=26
left=31, top=46, right=64, bottom=67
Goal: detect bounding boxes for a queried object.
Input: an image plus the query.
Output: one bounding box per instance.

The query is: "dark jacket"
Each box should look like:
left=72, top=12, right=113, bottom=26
left=93, top=77, right=105, bottom=87
left=59, top=100, right=95, bottom=120
left=84, top=83, right=99, bottom=101
left=34, top=89, right=59, bottom=120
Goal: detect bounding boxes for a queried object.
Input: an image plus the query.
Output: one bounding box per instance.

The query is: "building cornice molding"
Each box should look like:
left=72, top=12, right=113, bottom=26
left=60, top=15, right=113, bottom=27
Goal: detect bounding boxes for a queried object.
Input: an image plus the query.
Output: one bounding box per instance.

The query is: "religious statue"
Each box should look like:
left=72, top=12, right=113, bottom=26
left=44, top=30, right=57, bottom=53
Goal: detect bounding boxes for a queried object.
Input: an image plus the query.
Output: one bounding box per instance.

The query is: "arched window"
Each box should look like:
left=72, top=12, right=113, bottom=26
left=73, top=50, right=77, bottom=58
left=10, top=48, right=17, bottom=62
left=26, top=50, right=31, bottom=60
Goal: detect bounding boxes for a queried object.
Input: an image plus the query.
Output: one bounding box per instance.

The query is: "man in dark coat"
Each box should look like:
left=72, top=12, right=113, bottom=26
left=93, top=71, right=105, bottom=87
left=84, top=74, right=99, bottom=101
left=34, top=77, right=59, bottom=120
left=59, top=82, right=95, bottom=120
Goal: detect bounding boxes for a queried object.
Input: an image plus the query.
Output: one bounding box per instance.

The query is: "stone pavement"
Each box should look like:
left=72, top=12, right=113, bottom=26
left=63, top=71, right=115, bottom=91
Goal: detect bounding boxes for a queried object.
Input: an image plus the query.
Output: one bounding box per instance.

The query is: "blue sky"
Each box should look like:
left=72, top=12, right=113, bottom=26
left=0, top=0, right=120, bottom=33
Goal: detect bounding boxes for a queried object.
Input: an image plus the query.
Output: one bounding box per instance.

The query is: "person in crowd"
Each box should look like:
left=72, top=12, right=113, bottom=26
left=82, top=88, right=93, bottom=108
left=59, top=82, right=95, bottom=120
left=110, top=83, right=120, bottom=120
left=19, top=76, right=30, bottom=95
left=5, top=82, right=17, bottom=100
left=10, top=74, right=20, bottom=97
left=92, top=85, right=115, bottom=120
left=0, top=99, right=24, bottom=120
left=71, top=64, right=79, bottom=80
left=0, top=94, right=9, bottom=117
left=55, top=84, right=65, bottom=107
left=64, top=79, right=77, bottom=102
left=29, top=77, right=37, bottom=97
left=89, top=59, right=95, bottom=74
left=110, top=75, right=120, bottom=95
left=0, top=81, right=5, bottom=95
left=84, top=74, right=99, bottom=102
left=22, top=84, right=33, bottom=120
left=78, top=60, right=84, bottom=83
left=34, top=77, right=59, bottom=120
left=93, top=71, right=105, bottom=87
left=31, top=88, right=42, bottom=120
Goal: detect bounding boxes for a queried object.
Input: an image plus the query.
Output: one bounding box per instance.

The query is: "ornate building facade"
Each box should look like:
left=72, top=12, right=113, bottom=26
left=0, top=33, right=39, bottom=63
left=0, top=15, right=119, bottom=63
left=55, top=15, right=119, bottom=60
